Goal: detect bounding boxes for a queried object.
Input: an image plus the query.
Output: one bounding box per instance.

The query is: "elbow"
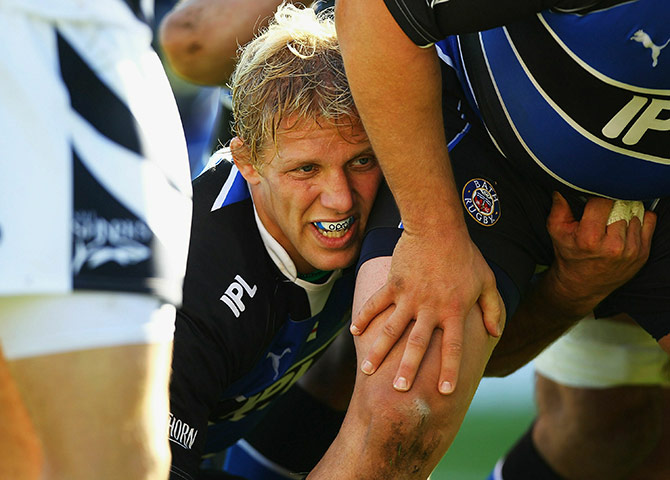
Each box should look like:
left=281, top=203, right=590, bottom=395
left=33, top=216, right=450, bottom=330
left=484, top=360, right=521, bottom=378
left=484, top=349, right=529, bottom=378
left=158, top=15, right=195, bottom=78
left=158, top=14, right=232, bottom=85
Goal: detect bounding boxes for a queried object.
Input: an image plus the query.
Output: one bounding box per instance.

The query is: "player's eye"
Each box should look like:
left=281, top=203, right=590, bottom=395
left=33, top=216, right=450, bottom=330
left=297, top=164, right=314, bottom=173
left=351, top=156, right=377, bottom=169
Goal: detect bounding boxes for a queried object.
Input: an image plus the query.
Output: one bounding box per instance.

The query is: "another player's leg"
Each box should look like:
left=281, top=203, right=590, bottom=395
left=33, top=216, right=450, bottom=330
left=629, top=389, right=670, bottom=480
left=488, top=314, right=670, bottom=480
left=0, top=347, right=42, bottom=480
left=0, top=3, right=190, bottom=479
left=2, top=293, right=176, bottom=480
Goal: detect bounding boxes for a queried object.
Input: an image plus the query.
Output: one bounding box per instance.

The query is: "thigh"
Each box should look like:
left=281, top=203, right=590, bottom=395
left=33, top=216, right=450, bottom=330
left=534, top=374, right=664, bottom=480
left=0, top=348, right=42, bottom=480
left=533, top=314, right=669, bottom=479
left=2, top=293, right=175, bottom=479
left=10, top=343, right=173, bottom=479
left=629, top=388, right=670, bottom=480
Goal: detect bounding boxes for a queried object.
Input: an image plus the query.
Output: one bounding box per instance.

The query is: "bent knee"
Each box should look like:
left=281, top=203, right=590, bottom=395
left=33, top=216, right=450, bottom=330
left=361, top=394, right=446, bottom=477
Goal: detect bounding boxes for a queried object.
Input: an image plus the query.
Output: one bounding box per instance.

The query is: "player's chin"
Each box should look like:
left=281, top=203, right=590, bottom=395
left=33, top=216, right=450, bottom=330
left=310, top=246, right=360, bottom=272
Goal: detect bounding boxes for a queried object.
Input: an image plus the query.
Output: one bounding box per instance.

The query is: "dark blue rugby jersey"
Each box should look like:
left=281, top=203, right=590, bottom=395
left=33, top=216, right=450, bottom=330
left=387, top=0, right=670, bottom=200
left=169, top=154, right=354, bottom=480
left=363, top=0, right=670, bottom=341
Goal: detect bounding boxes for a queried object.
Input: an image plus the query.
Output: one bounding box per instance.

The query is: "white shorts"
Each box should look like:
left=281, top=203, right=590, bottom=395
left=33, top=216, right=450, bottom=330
left=0, top=292, right=176, bottom=360
left=0, top=0, right=192, bottom=305
left=534, top=315, right=670, bottom=388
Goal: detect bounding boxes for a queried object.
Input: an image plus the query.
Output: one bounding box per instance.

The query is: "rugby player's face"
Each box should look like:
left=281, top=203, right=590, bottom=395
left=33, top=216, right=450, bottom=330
left=235, top=118, right=381, bottom=274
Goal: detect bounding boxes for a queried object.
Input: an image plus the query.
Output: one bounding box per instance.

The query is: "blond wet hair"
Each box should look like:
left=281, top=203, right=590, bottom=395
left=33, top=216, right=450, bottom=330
left=229, top=2, right=358, bottom=167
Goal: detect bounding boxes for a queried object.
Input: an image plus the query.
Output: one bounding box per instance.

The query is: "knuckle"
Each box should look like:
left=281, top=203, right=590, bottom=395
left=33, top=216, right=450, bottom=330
left=579, top=238, right=599, bottom=252
left=443, top=340, right=463, bottom=357
left=605, top=242, right=625, bottom=257
left=390, top=275, right=404, bottom=291
left=407, top=332, right=429, bottom=350
left=382, top=323, right=400, bottom=339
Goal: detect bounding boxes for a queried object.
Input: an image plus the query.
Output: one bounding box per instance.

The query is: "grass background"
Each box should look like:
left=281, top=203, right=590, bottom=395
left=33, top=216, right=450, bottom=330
left=430, top=364, right=537, bottom=479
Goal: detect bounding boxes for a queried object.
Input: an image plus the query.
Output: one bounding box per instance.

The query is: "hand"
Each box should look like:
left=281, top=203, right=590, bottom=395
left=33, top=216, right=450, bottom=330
left=351, top=229, right=504, bottom=395
left=546, top=192, right=656, bottom=312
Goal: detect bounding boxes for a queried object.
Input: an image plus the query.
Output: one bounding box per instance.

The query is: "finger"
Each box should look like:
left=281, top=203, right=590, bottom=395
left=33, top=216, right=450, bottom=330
left=437, top=315, right=465, bottom=395
left=352, top=284, right=395, bottom=336
left=479, top=285, right=504, bottom=338
left=359, top=304, right=412, bottom=376
left=391, top=316, right=434, bottom=392
left=603, top=216, right=628, bottom=249
left=582, top=196, right=615, bottom=225
left=579, top=196, right=614, bottom=240
left=547, top=191, right=576, bottom=238
left=639, top=210, right=657, bottom=259
left=622, top=214, right=643, bottom=259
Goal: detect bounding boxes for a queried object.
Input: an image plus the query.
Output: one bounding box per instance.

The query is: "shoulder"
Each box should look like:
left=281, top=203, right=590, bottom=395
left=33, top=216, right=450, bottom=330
left=184, top=149, right=270, bottom=315
left=192, top=149, right=248, bottom=209
left=385, top=0, right=632, bottom=45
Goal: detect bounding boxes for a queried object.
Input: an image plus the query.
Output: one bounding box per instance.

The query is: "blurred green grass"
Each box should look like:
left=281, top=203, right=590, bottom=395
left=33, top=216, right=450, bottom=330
left=431, top=407, right=536, bottom=480
left=431, top=366, right=537, bottom=480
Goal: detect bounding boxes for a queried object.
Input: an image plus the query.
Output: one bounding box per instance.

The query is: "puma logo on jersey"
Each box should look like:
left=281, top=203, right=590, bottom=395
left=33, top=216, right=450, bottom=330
left=267, top=348, right=292, bottom=380
left=220, top=274, right=257, bottom=318
left=602, top=95, right=670, bottom=145
left=630, top=30, right=669, bottom=67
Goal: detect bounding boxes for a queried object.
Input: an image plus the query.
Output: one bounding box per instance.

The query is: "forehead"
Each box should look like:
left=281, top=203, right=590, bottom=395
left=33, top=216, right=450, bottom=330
left=262, top=115, right=370, bottom=162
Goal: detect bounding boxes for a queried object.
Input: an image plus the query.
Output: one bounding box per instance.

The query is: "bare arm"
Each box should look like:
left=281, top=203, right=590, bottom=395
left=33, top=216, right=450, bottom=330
left=336, top=0, right=503, bottom=397
left=308, top=257, right=498, bottom=479
left=159, top=0, right=287, bottom=84
left=486, top=193, right=656, bottom=377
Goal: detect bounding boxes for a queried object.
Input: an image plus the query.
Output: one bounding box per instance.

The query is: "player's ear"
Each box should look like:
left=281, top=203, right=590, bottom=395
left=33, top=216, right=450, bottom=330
left=231, top=137, right=261, bottom=185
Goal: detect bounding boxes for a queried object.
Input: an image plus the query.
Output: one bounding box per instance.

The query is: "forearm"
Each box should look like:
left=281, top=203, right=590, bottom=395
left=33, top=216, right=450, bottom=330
left=486, top=268, right=601, bottom=377
left=159, top=0, right=286, bottom=84
left=487, top=193, right=658, bottom=375
left=336, top=0, right=467, bottom=236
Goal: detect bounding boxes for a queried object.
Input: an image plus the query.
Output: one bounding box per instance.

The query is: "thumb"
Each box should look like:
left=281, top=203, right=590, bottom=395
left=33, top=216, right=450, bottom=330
left=479, top=287, right=505, bottom=338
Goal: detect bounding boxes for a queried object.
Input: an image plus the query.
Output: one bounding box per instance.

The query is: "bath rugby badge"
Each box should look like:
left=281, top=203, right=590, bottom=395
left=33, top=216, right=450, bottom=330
left=462, top=178, right=500, bottom=226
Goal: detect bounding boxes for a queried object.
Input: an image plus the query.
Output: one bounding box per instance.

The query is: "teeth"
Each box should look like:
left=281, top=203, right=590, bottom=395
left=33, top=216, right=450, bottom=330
left=314, top=216, right=354, bottom=237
